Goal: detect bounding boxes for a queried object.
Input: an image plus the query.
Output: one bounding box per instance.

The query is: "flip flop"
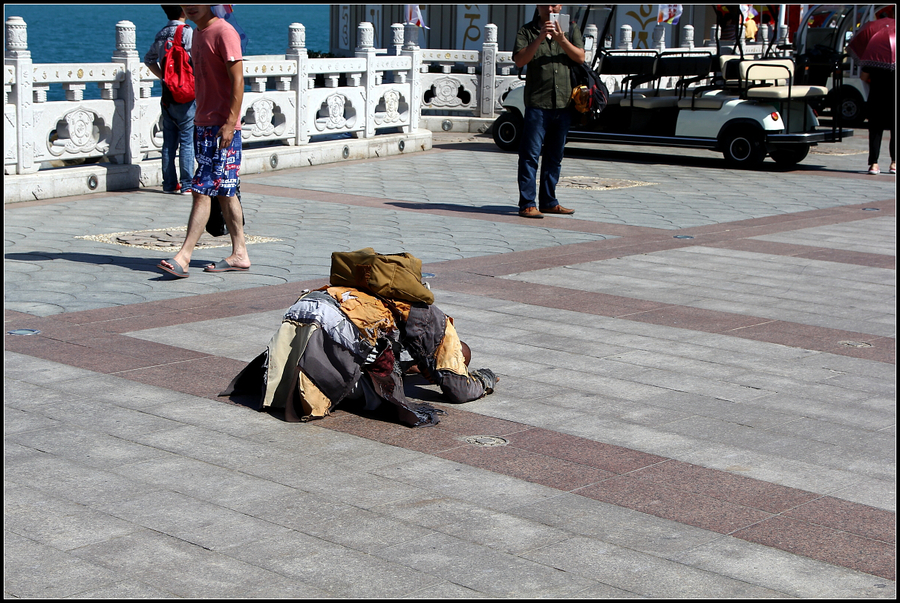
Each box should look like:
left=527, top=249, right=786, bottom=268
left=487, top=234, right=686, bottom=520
left=204, top=259, right=250, bottom=273
left=157, top=258, right=189, bottom=278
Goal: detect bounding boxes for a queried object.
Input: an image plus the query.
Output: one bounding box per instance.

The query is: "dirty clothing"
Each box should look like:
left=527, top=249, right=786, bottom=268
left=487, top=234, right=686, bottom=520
left=223, top=287, right=496, bottom=427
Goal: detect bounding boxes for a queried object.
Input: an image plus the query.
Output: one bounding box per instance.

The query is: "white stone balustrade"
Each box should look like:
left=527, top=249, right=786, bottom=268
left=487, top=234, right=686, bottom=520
left=5, top=15, right=786, bottom=180
left=5, top=17, right=548, bottom=176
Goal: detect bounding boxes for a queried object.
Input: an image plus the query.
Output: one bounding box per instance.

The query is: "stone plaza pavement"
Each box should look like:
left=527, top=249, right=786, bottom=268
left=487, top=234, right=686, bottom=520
left=4, top=129, right=895, bottom=598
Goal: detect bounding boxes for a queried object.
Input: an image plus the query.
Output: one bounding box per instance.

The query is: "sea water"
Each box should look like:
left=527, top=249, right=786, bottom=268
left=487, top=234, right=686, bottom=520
left=3, top=4, right=330, bottom=100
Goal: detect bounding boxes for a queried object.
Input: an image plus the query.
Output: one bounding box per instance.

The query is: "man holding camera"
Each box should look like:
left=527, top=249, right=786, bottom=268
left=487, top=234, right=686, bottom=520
left=513, top=5, right=584, bottom=219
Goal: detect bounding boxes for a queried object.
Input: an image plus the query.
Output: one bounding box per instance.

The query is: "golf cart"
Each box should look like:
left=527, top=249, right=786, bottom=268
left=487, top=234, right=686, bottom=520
left=793, top=4, right=895, bottom=125
left=492, top=7, right=853, bottom=169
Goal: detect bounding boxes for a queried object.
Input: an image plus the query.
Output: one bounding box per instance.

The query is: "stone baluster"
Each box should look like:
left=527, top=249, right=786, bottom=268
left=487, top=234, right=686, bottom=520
left=759, top=23, right=771, bottom=45
left=619, top=25, right=633, bottom=50
left=584, top=23, right=597, bottom=65
left=63, top=83, right=86, bottom=101
left=286, top=22, right=308, bottom=145
left=479, top=23, right=497, bottom=118
left=652, top=24, right=666, bottom=51
left=6, top=15, right=36, bottom=174
left=778, top=24, right=789, bottom=55
left=32, top=84, right=49, bottom=103
left=682, top=25, right=695, bottom=49
left=709, top=25, right=719, bottom=47
left=112, top=20, right=141, bottom=165
left=356, top=22, right=376, bottom=138
left=402, top=23, right=422, bottom=132
left=390, top=23, right=404, bottom=56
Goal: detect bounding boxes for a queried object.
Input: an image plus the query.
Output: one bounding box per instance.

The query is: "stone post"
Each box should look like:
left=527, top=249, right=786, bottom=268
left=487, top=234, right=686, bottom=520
left=778, top=24, right=789, bottom=55
left=584, top=23, right=597, bottom=65
left=708, top=25, right=719, bottom=47
left=390, top=23, right=404, bottom=56
left=479, top=23, right=497, bottom=118
left=619, top=25, right=633, bottom=50
left=5, top=15, right=36, bottom=174
left=652, top=24, right=666, bottom=51
left=402, top=23, right=422, bottom=132
left=682, top=25, right=695, bottom=49
left=112, top=20, right=141, bottom=165
left=356, top=22, right=377, bottom=138
left=286, top=22, right=308, bottom=145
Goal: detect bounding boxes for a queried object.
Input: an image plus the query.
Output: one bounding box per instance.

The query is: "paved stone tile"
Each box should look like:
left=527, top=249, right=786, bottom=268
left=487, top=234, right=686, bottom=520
left=3, top=530, right=135, bottom=599
left=5, top=482, right=141, bottom=551
left=519, top=535, right=788, bottom=597
left=670, top=535, right=896, bottom=598
left=373, top=531, right=599, bottom=597
left=70, top=528, right=332, bottom=598
left=220, top=530, right=443, bottom=598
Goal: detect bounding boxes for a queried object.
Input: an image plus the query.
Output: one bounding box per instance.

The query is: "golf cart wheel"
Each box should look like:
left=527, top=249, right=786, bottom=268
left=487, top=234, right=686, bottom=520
left=836, top=86, right=866, bottom=126
left=722, top=127, right=766, bottom=168
left=769, top=144, right=810, bottom=167
left=492, top=112, right=522, bottom=152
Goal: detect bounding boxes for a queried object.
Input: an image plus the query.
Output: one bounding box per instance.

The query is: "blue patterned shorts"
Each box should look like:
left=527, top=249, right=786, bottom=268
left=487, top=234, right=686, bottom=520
left=191, top=125, right=242, bottom=197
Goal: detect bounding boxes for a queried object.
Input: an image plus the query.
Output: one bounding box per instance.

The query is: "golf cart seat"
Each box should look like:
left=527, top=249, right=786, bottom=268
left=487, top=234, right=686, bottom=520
left=739, top=59, right=828, bottom=100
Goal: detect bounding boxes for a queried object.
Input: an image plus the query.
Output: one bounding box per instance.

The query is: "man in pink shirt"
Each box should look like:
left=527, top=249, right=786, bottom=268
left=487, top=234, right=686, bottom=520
left=158, top=4, right=248, bottom=278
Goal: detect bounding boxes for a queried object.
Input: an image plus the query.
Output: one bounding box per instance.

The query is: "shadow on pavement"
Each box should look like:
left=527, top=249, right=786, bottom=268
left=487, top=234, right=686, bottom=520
left=5, top=251, right=189, bottom=277
left=387, top=202, right=519, bottom=216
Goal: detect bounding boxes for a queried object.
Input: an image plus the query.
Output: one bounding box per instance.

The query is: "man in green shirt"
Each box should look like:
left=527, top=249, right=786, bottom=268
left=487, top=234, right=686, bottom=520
left=514, top=5, right=584, bottom=218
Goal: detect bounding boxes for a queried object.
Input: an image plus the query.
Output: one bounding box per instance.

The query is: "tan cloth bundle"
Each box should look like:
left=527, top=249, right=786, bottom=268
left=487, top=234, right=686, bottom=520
left=330, top=248, right=434, bottom=305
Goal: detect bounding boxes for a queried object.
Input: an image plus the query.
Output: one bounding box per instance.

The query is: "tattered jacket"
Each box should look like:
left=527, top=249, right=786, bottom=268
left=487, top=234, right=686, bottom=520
left=223, top=286, right=495, bottom=427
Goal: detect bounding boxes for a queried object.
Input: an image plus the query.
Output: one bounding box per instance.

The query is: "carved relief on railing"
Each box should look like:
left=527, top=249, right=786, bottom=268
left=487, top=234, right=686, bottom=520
left=244, top=97, right=287, bottom=138
left=373, top=88, right=408, bottom=126
left=315, top=92, right=358, bottom=131
left=421, top=73, right=479, bottom=110
left=46, top=107, right=110, bottom=157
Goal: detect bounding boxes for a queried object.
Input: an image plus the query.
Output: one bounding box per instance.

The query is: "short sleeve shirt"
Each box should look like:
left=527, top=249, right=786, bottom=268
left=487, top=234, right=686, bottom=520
left=192, top=18, right=243, bottom=128
left=514, top=17, right=584, bottom=109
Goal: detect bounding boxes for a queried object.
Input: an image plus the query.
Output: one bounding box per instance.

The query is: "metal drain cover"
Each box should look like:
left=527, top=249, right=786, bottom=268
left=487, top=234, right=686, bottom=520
left=463, top=435, right=508, bottom=447
left=7, top=328, right=40, bottom=335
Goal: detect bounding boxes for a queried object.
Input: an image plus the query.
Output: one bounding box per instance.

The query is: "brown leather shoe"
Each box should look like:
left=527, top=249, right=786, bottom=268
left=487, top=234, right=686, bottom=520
left=518, top=206, right=544, bottom=219
left=541, top=204, right=575, bottom=215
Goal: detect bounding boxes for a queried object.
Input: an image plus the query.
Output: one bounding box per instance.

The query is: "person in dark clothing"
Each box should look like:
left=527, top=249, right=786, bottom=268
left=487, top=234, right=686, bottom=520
left=859, top=66, right=896, bottom=175
left=513, top=5, right=584, bottom=219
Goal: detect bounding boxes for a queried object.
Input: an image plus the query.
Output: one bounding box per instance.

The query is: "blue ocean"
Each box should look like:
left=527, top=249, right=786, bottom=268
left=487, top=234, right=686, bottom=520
left=3, top=4, right=330, bottom=100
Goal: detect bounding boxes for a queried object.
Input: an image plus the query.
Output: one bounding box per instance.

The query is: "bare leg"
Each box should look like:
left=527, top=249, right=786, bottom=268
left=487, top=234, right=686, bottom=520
left=212, top=194, right=250, bottom=270
left=160, top=192, right=211, bottom=273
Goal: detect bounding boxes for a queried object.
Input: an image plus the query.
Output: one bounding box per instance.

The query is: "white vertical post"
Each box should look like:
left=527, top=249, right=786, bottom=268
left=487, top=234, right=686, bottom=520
left=6, top=16, right=36, bottom=174
left=682, top=25, right=695, bottom=49
left=402, top=23, right=422, bottom=132
left=584, top=23, right=598, bottom=66
left=287, top=22, right=308, bottom=145
left=619, top=25, right=633, bottom=50
left=112, top=20, right=141, bottom=165
left=652, top=24, right=666, bottom=51
left=356, top=22, right=376, bottom=138
left=480, top=24, right=497, bottom=118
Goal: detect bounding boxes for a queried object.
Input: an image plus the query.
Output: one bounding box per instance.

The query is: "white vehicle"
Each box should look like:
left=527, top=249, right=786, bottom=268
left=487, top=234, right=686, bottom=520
left=793, top=4, right=894, bottom=125
left=493, top=48, right=853, bottom=169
